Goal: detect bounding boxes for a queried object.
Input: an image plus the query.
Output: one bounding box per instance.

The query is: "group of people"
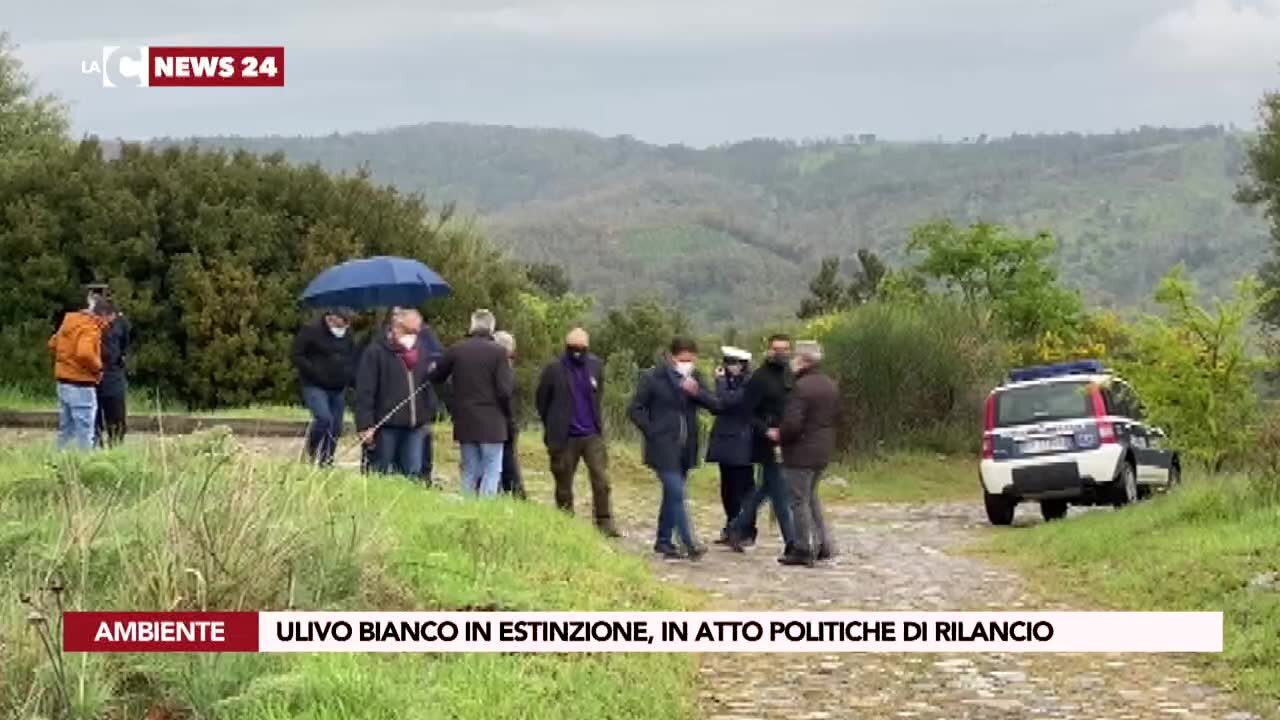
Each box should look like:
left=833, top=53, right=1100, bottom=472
left=49, top=294, right=839, bottom=569
left=48, top=285, right=130, bottom=450
left=294, top=307, right=840, bottom=568
left=628, top=334, right=840, bottom=567
left=291, top=307, right=618, bottom=533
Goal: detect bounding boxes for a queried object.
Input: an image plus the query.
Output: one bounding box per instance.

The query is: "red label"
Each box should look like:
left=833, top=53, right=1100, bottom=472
left=63, top=612, right=259, bottom=652
left=148, top=47, right=284, bottom=87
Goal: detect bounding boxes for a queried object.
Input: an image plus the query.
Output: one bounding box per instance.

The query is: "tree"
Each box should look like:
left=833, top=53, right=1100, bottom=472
left=1118, top=265, right=1271, bottom=471
left=796, top=250, right=887, bottom=318
left=594, top=297, right=690, bottom=368
left=525, top=261, right=571, bottom=298
left=0, top=34, right=69, bottom=169
left=907, top=220, right=1082, bottom=342
left=1239, top=87, right=1280, bottom=326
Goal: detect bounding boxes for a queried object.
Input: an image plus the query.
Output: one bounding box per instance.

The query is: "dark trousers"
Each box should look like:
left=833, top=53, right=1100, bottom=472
left=718, top=464, right=755, bottom=530
left=549, top=434, right=613, bottom=525
left=301, top=385, right=344, bottom=467
left=94, top=391, right=127, bottom=448
left=374, top=426, right=428, bottom=477
left=730, top=460, right=795, bottom=546
left=501, top=435, right=526, bottom=499
left=785, top=466, right=832, bottom=556
left=418, top=431, right=434, bottom=483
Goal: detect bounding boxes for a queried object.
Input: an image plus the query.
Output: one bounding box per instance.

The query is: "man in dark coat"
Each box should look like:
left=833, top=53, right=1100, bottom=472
left=355, top=308, right=435, bottom=477
left=535, top=327, right=617, bottom=535
left=627, top=336, right=721, bottom=559
left=415, top=320, right=446, bottom=483
left=777, top=341, right=841, bottom=567
left=726, top=334, right=797, bottom=552
left=292, top=308, right=357, bottom=466
left=706, top=346, right=754, bottom=543
left=95, top=305, right=130, bottom=448
left=428, top=309, right=514, bottom=496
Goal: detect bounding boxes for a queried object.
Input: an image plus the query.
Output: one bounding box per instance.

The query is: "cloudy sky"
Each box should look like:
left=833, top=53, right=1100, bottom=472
left=7, top=0, right=1280, bottom=146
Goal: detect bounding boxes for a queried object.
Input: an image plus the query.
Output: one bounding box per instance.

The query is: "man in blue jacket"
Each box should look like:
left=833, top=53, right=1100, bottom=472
left=628, top=336, right=721, bottom=559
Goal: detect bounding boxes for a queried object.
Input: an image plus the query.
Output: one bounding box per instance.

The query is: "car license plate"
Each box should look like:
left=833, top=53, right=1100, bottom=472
left=1020, top=437, right=1070, bottom=455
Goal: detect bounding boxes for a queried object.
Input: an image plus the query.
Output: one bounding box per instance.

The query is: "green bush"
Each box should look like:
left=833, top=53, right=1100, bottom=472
left=816, top=299, right=1007, bottom=454
left=0, top=141, right=528, bottom=409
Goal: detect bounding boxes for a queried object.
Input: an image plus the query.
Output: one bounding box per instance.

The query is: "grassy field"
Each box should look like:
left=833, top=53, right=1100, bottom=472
left=976, top=473, right=1280, bottom=714
left=0, top=385, right=310, bottom=422
left=0, top=431, right=700, bottom=720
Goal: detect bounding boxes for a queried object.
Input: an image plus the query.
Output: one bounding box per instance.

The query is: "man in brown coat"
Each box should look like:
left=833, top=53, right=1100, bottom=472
left=772, top=340, right=840, bottom=567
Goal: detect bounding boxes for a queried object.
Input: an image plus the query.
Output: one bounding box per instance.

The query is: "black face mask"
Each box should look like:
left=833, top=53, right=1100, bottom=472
left=769, top=354, right=791, bottom=367
left=566, top=346, right=588, bottom=363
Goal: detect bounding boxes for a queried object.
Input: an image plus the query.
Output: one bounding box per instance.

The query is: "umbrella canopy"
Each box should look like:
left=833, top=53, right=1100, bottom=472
left=300, top=256, right=451, bottom=310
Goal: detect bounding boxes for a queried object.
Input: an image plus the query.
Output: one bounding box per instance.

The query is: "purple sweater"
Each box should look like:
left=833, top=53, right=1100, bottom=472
left=563, top=355, right=600, bottom=437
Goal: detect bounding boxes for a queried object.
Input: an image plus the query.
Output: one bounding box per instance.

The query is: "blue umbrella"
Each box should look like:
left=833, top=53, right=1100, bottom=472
left=300, top=256, right=451, bottom=310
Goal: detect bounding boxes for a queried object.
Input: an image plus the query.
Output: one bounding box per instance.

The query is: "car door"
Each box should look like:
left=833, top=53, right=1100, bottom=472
left=1115, top=382, right=1166, bottom=483
left=1129, top=385, right=1174, bottom=483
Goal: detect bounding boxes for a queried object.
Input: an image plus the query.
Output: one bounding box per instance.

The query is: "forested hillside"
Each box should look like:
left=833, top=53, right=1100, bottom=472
left=163, top=124, right=1270, bottom=328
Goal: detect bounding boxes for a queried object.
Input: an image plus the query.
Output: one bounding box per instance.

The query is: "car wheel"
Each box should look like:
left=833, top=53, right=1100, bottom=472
left=1112, top=461, right=1138, bottom=507
left=984, top=490, right=1017, bottom=526
left=1167, top=464, right=1181, bottom=489
left=1040, top=499, right=1068, bottom=522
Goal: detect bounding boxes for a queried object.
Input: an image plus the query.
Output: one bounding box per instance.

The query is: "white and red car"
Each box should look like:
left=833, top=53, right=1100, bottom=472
left=978, top=360, right=1182, bottom=525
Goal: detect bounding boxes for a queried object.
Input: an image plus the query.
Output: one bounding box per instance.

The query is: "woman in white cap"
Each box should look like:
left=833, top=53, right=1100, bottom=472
left=705, top=346, right=755, bottom=544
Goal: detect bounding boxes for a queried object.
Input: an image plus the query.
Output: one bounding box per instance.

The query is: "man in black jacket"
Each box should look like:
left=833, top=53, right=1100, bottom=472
left=726, top=334, right=797, bottom=553
left=292, top=308, right=356, bottom=466
left=535, top=327, right=617, bottom=535
left=94, top=301, right=130, bottom=448
left=428, top=309, right=514, bottom=496
left=355, top=308, right=436, bottom=477
left=628, top=336, right=721, bottom=559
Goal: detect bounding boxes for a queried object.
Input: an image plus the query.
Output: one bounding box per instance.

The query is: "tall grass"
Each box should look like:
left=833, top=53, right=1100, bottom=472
left=0, top=430, right=698, bottom=720
left=817, top=300, right=1006, bottom=454
left=0, top=384, right=309, bottom=421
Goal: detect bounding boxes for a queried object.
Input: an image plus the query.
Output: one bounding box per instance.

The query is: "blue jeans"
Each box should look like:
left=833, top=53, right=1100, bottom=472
left=57, top=382, right=98, bottom=451
left=301, top=385, right=344, bottom=466
left=460, top=442, right=504, bottom=496
left=730, top=460, right=795, bottom=546
left=374, top=426, right=427, bottom=477
left=656, top=469, right=696, bottom=549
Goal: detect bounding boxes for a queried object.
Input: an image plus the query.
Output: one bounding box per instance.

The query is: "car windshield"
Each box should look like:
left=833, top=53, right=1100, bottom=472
left=995, top=381, right=1093, bottom=427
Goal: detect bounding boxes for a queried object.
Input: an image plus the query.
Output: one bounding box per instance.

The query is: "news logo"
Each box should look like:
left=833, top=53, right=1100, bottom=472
left=81, top=46, right=284, bottom=88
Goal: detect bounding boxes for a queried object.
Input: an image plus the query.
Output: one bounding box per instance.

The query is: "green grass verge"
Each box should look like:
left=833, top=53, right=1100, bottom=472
left=975, top=474, right=1280, bottom=715
left=0, top=430, right=699, bottom=719
left=0, top=384, right=309, bottom=421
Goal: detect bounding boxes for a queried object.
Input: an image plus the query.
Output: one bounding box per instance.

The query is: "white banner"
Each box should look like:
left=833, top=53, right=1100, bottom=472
left=257, top=611, right=1222, bottom=653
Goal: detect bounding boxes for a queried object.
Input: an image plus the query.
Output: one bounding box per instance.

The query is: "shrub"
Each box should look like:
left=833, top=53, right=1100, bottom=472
left=816, top=298, right=1007, bottom=454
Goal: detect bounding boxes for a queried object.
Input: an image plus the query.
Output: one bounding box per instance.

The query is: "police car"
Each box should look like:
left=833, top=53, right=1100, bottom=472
left=979, top=360, right=1182, bottom=525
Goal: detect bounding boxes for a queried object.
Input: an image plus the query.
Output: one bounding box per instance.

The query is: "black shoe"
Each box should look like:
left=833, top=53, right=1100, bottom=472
left=654, top=543, right=681, bottom=558
left=684, top=544, right=707, bottom=561
left=777, top=551, right=816, bottom=568
left=725, top=528, right=748, bottom=553
left=597, top=521, right=622, bottom=539
left=816, top=545, right=834, bottom=561
left=713, top=529, right=730, bottom=545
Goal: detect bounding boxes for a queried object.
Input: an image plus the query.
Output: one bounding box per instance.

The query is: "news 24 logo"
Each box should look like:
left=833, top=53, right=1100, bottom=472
left=82, top=46, right=149, bottom=87
left=81, top=46, right=285, bottom=88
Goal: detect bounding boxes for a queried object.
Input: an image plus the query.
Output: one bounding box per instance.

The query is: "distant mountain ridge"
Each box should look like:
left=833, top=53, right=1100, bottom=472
left=154, top=122, right=1270, bottom=328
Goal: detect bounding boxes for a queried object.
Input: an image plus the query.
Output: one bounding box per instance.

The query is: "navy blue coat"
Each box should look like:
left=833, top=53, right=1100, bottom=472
left=705, top=373, right=753, bottom=466
left=98, top=317, right=130, bottom=398
left=628, top=363, right=721, bottom=472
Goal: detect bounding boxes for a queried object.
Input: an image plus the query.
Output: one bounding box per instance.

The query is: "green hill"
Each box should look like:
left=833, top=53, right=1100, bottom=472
left=158, top=123, right=1270, bottom=328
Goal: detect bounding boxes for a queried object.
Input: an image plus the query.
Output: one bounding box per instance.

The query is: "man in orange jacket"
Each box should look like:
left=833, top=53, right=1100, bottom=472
left=49, top=298, right=114, bottom=450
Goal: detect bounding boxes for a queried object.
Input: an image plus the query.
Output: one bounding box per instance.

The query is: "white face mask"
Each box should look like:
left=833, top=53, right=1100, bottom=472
left=329, top=326, right=347, bottom=338
left=674, top=361, right=694, bottom=377
left=398, top=334, right=417, bottom=349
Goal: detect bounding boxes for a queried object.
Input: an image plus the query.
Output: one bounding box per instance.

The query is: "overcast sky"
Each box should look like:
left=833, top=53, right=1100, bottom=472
left=7, top=0, right=1280, bottom=146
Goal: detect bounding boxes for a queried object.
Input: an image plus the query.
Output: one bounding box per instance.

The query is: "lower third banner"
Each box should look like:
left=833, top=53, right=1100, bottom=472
left=62, top=611, right=1222, bottom=654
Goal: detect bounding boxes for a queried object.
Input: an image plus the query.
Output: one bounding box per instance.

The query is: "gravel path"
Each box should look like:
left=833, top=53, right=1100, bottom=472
left=603, top=478, right=1259, bottom=720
